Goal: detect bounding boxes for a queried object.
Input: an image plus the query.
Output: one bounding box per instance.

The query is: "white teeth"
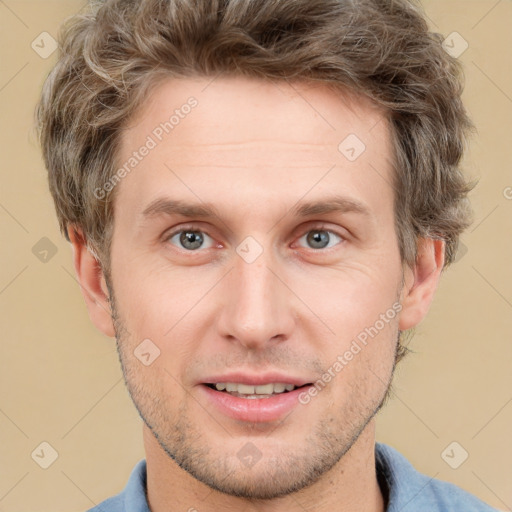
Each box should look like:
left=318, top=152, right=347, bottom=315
left=255, top=383, right=273, bottom=395
left=237, top=384, right=255, bottom=394
left=213, top=382, right=297, bottom=395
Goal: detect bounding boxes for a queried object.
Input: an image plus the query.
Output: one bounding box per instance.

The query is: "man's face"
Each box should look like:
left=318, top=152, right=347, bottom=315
left=108, top=76, right=405, bottom=498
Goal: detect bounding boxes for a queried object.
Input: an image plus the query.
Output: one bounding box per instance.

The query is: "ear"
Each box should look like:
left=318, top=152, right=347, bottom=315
left=68, top=226, right=115, bottom=338
left=398, top=238, right=445, bottom=331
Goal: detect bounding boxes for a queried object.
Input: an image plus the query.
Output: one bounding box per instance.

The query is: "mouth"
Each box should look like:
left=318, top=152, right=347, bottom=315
left=203, top=382, right=312, bottom=399
left=200, top=381, right=315, bottom=423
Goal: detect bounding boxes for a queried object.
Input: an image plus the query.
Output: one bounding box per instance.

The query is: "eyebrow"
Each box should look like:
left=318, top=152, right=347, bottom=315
left=292, top=196, right=371, bottom=218
left=141, top=195, right=371, bottom=221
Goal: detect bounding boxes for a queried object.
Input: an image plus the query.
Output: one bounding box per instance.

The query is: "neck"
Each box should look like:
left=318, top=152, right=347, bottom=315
left=144, top=420, right=386, bottom=512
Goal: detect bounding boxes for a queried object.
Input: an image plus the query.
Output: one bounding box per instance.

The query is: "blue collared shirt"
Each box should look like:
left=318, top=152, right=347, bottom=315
left=86, top=442, right=498, bottom=511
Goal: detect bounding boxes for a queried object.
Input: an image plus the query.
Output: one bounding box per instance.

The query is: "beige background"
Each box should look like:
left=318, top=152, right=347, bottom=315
left=0, top=1, right=511, bottom=511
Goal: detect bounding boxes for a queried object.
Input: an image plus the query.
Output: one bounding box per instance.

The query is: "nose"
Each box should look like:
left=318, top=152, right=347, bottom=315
left=216, top=246, right=296, bottom=351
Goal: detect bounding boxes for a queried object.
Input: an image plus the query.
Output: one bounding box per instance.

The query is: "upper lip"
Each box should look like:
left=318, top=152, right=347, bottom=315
left=201, top=372, right=313, bottom=387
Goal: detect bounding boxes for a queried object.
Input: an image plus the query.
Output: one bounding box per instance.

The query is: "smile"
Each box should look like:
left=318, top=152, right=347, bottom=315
left=200, top=382, right=314, bottom=422
left=205, top=382, right=304, bottom=398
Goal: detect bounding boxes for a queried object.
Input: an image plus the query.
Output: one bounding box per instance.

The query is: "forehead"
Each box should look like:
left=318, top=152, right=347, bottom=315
left=115, top=76, right=394, bottom=222
left=124, top=75, right=387, bottom=148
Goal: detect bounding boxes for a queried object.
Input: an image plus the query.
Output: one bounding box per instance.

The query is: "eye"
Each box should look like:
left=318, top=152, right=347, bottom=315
left=297, top=228, right=344, bottom=250
left=166, top=228, right=216, bottom=251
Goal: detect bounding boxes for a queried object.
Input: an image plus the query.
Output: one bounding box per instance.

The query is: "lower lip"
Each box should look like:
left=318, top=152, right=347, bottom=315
left=199, top=384, right=312, bottom=423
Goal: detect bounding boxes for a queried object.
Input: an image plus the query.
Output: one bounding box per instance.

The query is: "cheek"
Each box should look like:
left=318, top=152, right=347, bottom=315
left=322, top=305, right=399, bottom=404
left=110, top=264, right=183, bottom=338
left=294, top=263, right=402, bottom=339
left=294, top=262, right=402, bottom=388
left=110, top=260, right=224, bottom=368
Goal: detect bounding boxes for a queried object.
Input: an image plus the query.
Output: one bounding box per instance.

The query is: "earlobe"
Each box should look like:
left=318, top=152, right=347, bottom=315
left=398, top=238, right=445, bottom=331
left=68, top=226, right=116, bottom=338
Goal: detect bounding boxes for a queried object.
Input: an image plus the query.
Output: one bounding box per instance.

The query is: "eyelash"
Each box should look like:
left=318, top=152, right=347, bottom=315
left=163, top=223, right=346, bottom=252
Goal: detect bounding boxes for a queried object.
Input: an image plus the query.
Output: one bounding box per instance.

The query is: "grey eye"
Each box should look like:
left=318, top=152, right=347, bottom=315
left=169, top=230, right=214, bottom=251
left=299, top=230, right=342, bottom=250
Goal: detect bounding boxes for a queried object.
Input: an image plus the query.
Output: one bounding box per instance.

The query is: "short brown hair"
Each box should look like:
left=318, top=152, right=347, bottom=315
left=36, top=0, right=475, bottom=359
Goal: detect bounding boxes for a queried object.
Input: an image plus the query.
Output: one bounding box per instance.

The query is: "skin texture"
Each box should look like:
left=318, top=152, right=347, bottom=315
left=70, top=76, right=444, bottom=512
